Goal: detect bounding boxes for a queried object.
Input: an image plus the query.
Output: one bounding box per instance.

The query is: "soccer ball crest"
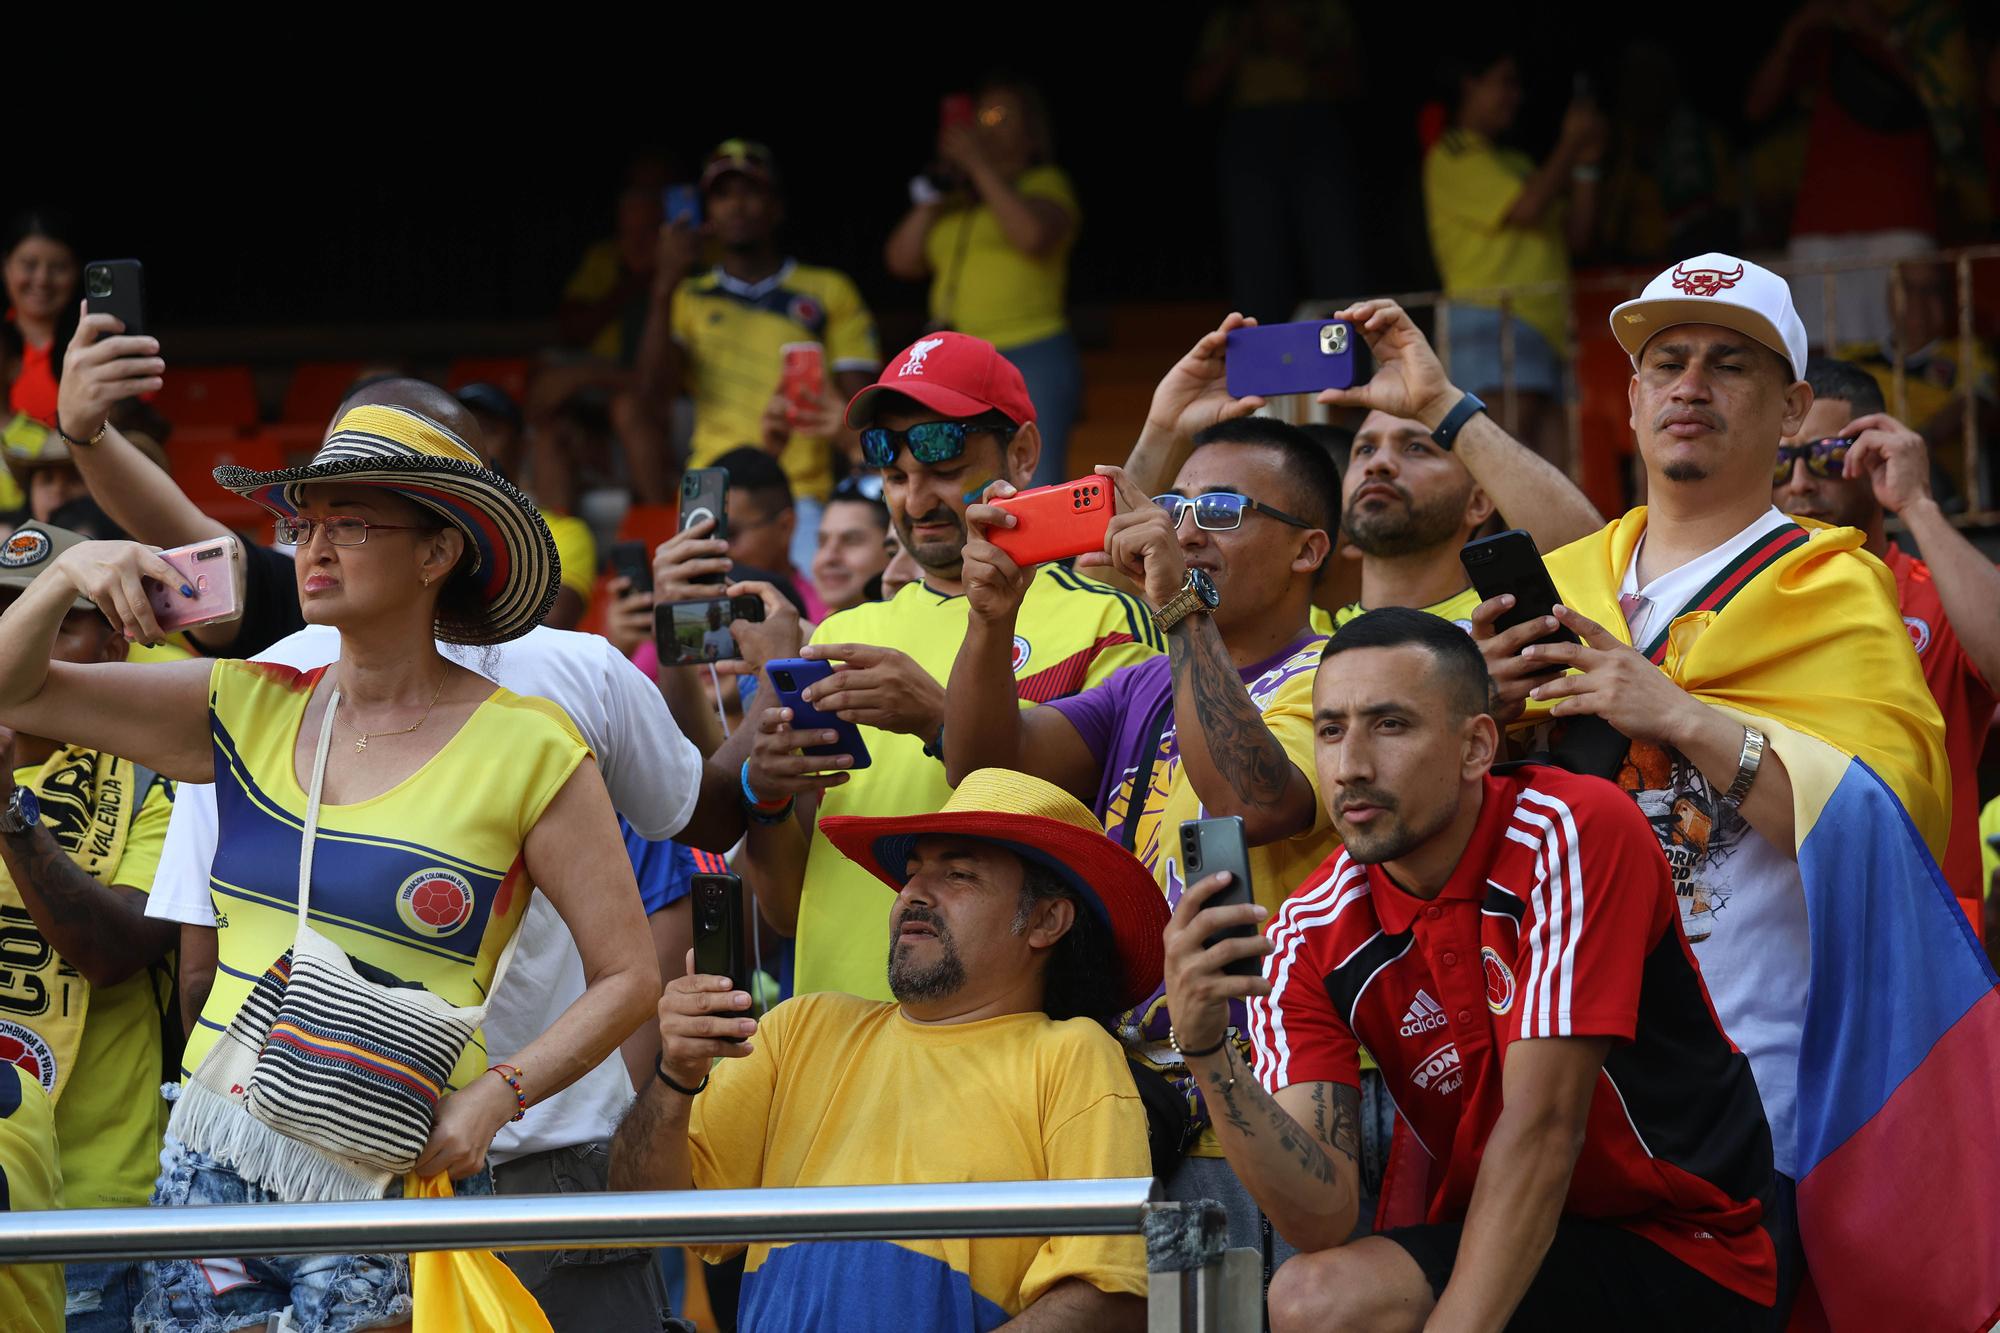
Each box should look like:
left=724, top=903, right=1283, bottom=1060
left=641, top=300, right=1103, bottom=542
left=396, top=869, right=475, bottom=938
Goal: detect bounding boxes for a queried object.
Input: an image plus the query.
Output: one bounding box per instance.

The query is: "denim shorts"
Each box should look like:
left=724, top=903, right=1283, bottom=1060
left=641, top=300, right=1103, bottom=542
left=1442, top=302, right=1564, bottom=398
left=133, top=1136, right=494, bottom=1333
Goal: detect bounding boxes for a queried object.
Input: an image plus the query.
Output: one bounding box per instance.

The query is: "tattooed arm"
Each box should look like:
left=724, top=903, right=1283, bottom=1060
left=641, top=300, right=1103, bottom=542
left=0, top=821, right=176, bottom=988
left=1193, top=1045, right=1362, bottom=1253
left=1167, top=612, right=1318, bottom=844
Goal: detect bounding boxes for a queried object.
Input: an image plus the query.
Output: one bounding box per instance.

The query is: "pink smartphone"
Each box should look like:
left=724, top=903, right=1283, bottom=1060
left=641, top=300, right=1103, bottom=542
left=146, top=535, right=244, bottom=631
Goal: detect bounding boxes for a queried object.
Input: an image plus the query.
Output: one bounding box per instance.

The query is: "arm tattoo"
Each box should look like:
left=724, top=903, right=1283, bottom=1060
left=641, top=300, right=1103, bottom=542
left=1168, top=616, right=1295, bottom=806
left=1312, top=1081, right=1362, bottom=1163
left=0, top=824, right=165, bottom=975
left=1200, top=1047, right=1349, bottom=1185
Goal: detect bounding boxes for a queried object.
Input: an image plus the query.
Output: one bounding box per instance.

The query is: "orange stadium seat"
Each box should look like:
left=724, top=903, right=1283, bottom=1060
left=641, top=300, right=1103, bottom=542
left=282, top=361, right=366, bottom=426
left=445, top=356, right=533, bottom=404
left=616, top=503, right=681, bottom=554
left=169, top=429, right=285, bottom=533
left=153, top=366, right=261, bottom=431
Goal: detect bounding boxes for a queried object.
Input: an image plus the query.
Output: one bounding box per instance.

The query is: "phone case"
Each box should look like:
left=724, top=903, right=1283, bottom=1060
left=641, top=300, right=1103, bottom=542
left=779, top=343, right=827, bottom=420
left=766, top=658, right=872, bottom=768
left=691, top=873, right=747, bottom=985
left=83, top=259, right=147, bottom=337
left=147, top=536, right=242, bottom=632
left=940, top=93, right=976, bottom=134
left=1225, top=321, right=1357, bottom=398
left=680, top=467, right=730, bottom=583
left=663, top=184, right=702, bottom=228
left=986, top=478, right=1113, bottom=568
left=1180, top=816, right=1262, bottom=977
left=1459, top=529, right=1580, bottom=646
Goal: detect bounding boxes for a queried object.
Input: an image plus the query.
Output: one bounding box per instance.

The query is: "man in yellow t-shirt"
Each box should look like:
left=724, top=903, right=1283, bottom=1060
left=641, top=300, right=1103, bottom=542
left=741, top=334, right=1162, bottom=1001
left=0, top=521, right=178, bottom=1332
left=611, top=769, right=1165, bottom=1332
left=0, top=1061, right=63, bottom=1333
left=640, top=140, right=880, bottom=566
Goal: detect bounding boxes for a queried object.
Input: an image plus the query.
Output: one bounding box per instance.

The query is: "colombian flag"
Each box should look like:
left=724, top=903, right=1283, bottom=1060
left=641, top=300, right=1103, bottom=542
left=1757, top=710, right=2000, bottom=1331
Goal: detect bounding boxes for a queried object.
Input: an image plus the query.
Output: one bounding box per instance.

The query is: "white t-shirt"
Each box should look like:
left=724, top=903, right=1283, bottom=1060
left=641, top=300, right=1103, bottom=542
left=1617, top=506, right=1807, bottom=1176
left=148, top=623, right=703, bottom=1162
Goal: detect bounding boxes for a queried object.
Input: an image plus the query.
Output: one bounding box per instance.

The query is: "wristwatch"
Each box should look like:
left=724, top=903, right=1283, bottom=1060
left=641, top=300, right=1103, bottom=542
left=1154, top=568, right=1220, bottom=635
left=0, top=787, right=40, bottom=835
left=1430, top=391, right=1486, bottom=451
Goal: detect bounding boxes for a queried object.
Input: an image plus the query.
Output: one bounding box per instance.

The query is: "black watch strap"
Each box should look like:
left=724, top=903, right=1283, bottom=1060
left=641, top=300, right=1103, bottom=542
left=1431, top=392, right=1486, bottom=451
left=654, top=1056, right=710, bottom=1097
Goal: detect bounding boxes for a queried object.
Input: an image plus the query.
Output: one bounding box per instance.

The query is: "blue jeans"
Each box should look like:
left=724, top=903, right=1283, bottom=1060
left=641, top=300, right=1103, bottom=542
left=65, top=1259, right=143, bottom=1333
left=134, top=1137, right=494, bottom=1333
left=1441, top=303, right=1564, bottom=398
left=1001, top=331, right=1083, bottom=489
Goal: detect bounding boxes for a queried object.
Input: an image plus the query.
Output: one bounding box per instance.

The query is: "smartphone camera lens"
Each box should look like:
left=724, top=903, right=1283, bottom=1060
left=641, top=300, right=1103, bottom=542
left=85, top=267, right=113, bottom=299
left=773, top=670, right=795, bottom=692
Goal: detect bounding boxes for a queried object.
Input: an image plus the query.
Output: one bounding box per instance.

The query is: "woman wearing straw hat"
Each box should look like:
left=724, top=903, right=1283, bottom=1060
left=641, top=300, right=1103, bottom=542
left=0, top=403, right=659, bottom=1333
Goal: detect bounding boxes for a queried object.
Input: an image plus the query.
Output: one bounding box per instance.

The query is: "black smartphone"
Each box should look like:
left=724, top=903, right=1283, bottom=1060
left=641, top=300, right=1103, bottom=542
left=1459, top=529, right=1580, bottom=648
left=1180, top=816, right=1261, bottom=978
left=83, top=259, right=146, bottom=337
left=680, top=467, right=730, bottom=584
left=607, top=540, right=652, bottom=595
left=692, top=872, right=748, bottom=988
left=655, top=593, right=767, bottom=666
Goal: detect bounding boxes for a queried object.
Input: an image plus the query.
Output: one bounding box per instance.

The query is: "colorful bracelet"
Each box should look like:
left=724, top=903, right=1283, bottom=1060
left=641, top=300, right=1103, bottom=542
left=487, top=1063, right=527, bottom=1122
left=739, top=759, right=794, bottom=824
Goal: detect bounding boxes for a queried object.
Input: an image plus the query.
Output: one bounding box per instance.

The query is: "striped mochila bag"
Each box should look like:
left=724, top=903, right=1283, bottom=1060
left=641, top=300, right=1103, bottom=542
left=167, top=685, right=523, bottom=1201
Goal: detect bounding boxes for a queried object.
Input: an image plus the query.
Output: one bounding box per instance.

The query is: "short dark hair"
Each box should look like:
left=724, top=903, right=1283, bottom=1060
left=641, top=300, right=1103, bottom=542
left=1191, top=417, right=1340, bottom=534
left=713, top=446, right=793, bottom=511
left=1019, top=858, right=1120, bottom=1022
left=1803, top=357, right=1885, bottom=419
left=1321, top=607, right=1493, bottom=719
left=826, top=484, right=890, bottom=532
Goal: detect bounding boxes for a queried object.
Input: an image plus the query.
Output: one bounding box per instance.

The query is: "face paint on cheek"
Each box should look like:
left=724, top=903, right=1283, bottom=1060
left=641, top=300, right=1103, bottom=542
left=962, top=479, right=996, bottom=505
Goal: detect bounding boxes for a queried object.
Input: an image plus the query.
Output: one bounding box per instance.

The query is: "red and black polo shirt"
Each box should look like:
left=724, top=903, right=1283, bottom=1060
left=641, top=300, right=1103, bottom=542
left=1249, top=764, right=1777, bottom=1305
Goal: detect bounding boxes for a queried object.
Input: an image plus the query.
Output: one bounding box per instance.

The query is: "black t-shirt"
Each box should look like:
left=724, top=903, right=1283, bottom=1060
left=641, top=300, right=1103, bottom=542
left=192, top=542, right=305, bottom=660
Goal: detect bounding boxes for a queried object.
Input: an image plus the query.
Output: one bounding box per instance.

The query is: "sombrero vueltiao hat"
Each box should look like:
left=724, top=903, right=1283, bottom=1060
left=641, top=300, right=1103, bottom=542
left=820, top=769, right=1168, bottom=1011
left=212, top=403, right=559, bottom=645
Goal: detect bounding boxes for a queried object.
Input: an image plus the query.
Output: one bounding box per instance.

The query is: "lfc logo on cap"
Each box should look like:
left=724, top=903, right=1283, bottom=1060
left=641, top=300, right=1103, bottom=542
left=1669, top=262, right=1745, bottom=297
left=899, top=337, right=947, bottom=378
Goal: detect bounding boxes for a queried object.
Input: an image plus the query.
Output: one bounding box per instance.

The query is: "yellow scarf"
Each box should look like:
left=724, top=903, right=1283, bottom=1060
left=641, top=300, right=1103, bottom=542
left=1528, top=508, right=1949, bottom=860
left=0, top=747, right=143, bottom=1103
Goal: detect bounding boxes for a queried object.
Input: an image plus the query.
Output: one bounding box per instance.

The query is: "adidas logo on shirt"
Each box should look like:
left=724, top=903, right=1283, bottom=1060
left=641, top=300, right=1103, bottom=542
left=1399, top=990, right=1449, bottom=1037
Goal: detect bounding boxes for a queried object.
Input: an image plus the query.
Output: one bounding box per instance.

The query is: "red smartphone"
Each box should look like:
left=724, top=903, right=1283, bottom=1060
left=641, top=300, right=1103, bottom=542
left=778, top=342, right=826, bottom=426
left=146, top=535, right=244, bottom=631
left=986, top=478, right=1114, bottom=568
left=939, top=93, right=975, bottom=137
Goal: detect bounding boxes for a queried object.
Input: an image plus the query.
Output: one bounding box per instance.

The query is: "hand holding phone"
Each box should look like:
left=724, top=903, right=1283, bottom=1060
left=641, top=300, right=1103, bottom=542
left=679, top=468, right=730, bottom=583
left=662, top=183, right=702, bottom=229
left=83, top=260, right=147, bottom=338
left=985, top=478, right=1115, bottom=569
left=778, top=342, right=827, bottom=428
left=145, top=536, right=244, bottom=633
left=607, top=540, right=653, bottom=595
left=692, top=873, right=748, bottom=989
left=766, top=658, right=872, bottom=768
left=1180, top=817, right=1262, bottom=978
left=1459, top=529, right=1580, bottom=649
left=1225, top=321, right=1358, bottom=399
left=656, top=593, right=768, bottom=667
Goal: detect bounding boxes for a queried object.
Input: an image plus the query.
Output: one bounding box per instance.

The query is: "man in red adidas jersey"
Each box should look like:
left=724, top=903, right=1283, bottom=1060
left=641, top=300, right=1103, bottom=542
left=1773, top=358, right=2000, bottom=938
left=1162, top=608, right=1779, bottom=1330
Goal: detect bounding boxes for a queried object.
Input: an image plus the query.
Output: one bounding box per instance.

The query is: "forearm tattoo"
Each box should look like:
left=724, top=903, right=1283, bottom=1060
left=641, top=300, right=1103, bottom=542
left=1168, top=617, right=1293, bottom=806
left=1200, top=1047, right=1356, bottom=1186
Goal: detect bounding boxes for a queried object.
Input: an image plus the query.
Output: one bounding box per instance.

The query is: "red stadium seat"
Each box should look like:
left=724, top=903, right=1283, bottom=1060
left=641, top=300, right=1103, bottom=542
left=263, top=422, right=325, bottom=467
left=153, top=366, right=261, bottom=431
left=169, top=429, right=286, bottom=533
left=281, top=361, right=366, bottom=426
left=445, top=356, right=533, bottom=405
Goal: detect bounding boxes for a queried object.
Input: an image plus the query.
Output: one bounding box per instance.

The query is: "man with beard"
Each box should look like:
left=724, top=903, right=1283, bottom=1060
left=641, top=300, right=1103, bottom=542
left=741, top=333, right=1162, bottom=996
left=635, top=139, right=881, bottom=565
left=611, top=769, right=1164, bottom=1332
left=1164, top=608, right=1780, bottom=1330
left=942, top=417, right=1339, bottom=1256
left=1773, top=358, right=2000, bottom=937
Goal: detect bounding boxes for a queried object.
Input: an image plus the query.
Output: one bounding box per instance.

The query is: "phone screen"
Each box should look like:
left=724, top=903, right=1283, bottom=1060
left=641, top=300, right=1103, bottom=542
left=659, top=597, right=743, bottom=665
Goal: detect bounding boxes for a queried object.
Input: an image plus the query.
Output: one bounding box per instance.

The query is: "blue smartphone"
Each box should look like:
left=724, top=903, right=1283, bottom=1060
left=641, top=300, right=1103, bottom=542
left=1225, top=320, right=1358, bottom=398
left=663, top=183, right=701, bottom=228
left=766, top=658, right=872, bottom=769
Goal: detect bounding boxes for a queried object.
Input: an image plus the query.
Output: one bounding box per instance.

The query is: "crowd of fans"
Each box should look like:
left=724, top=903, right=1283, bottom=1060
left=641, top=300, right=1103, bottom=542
left=0, top=14, right=1998, bottom=1333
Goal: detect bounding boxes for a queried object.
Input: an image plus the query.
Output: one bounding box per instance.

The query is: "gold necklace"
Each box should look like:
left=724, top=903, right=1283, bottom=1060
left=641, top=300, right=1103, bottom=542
left=342, top=669, right=449, bottom=754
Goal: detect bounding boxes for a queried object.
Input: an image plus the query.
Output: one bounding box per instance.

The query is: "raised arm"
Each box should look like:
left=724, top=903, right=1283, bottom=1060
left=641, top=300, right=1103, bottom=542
left=0, top=543, right=215, bottom=781
left=885, top=200, right=942, bottom=282
left=1122, top=313, right=1267, bottom=498
left=610, top=963, right=760, bottom=1192
left=1320, top=300, right=1603, bottom=551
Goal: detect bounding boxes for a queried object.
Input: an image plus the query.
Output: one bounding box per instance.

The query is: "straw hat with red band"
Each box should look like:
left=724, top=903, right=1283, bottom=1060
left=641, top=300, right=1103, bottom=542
left=819, top=768, right=1167, bottom=1012
left=212, top=403, right=560, bottom=646
left=844, top=332, right=1038, bottom=430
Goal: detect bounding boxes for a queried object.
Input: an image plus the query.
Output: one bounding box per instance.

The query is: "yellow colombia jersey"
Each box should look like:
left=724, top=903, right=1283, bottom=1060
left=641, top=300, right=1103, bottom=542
left=1312, top=585, right=1485, bottom=637
left=1422, top=129, right=1569, bottom=347
left=3, top=753, right=174, bottom=1209
left=0, top=1063, right=62, bottom=1333
left=670, top=260, right=880, bottom=504
left=689, top=992, right=1149, bottom=1330
left=187, top=660, right=589, bottom=1093
left=545, top=510, right=597, bottom=602
left=924, top=164, right=1080, bottom=349
left=798, top=565, right=1163, bottom=999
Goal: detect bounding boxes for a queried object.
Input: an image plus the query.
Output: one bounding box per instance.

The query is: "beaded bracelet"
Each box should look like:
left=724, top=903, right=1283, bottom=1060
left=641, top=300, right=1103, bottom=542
left=739, top=759, right=794, bottom=824
left=487, top=1062, right=527, bottom=1122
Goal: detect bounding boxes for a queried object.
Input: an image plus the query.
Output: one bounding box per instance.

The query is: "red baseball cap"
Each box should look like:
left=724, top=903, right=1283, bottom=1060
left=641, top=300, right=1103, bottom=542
left=844, top=332, right=1038, bottom=430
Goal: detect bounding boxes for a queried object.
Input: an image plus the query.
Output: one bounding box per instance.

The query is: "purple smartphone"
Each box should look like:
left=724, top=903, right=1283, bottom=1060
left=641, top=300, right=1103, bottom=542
left=1225, top=320, right=1358, bottom=398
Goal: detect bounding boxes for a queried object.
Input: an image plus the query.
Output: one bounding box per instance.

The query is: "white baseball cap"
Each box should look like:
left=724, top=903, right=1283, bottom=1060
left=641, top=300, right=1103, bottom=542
left=1608, top=253, right=1807, bottom=382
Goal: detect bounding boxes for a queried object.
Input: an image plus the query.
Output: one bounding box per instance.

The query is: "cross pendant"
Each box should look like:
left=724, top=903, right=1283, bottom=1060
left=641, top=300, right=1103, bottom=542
left=354, top=737, right=368, bottom=753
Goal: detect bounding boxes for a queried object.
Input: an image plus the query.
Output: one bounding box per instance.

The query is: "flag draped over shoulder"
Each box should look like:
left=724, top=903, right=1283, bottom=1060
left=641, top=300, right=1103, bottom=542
left=1539, top=511, right=1997, bottom=1329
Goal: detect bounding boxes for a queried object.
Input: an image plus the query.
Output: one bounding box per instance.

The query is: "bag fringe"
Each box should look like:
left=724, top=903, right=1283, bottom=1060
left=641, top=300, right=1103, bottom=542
left=168, top=1079, right=393, bottom=1203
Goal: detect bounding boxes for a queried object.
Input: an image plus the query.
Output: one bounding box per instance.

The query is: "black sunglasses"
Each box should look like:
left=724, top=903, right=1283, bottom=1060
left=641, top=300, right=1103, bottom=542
left=1152, top=492, right=1314, bottom=532
left=1774, top=437, right=1853, bottom=484
left=859, top=417, right=1018, bottom=469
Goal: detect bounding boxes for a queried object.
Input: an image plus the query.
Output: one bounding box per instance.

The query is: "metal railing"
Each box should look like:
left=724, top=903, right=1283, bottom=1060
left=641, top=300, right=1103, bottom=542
left=0, top=1179, right=1263, bottom=1331
left=1293, top=244, right=2000, bottom=523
